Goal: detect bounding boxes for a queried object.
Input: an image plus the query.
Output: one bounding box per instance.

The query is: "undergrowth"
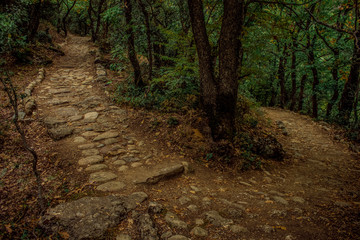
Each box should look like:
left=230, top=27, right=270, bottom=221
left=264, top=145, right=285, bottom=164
left=114, top=70, right=199, bottom=112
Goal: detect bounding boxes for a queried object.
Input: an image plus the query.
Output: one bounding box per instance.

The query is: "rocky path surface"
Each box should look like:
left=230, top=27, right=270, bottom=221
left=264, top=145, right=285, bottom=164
left=34, top=35, right=359, bottom=240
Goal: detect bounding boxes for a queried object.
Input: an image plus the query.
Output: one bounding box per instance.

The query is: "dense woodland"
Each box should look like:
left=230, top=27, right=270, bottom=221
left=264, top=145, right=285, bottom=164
left=1, top=1, right=360, bottom=239
left=1, top=0, right=360, bottom=142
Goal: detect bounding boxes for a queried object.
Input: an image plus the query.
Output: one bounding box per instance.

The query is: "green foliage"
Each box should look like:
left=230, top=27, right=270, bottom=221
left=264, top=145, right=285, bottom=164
left=0, top=5, right=28, bottom=54
left=114, top=67, right=199, bottom=112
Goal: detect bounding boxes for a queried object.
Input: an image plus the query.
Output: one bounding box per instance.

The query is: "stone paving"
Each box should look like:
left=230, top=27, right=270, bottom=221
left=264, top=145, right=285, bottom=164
left=34, top=36, right=360, bottom=240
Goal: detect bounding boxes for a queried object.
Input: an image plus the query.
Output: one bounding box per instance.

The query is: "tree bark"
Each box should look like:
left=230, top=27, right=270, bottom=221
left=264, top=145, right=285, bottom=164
left=125, top=0, right=144, bottom=87
left=297, top=74, right=307, bottom=112
left=338, top=31, right=360, bottom=124
left=88, top=0, right=95, bottom=41
left=188, top=0, right=243, bottom=141
left=188, top=0, right=217, bottom=136
left=28, top=0, right=42, bottom=42
left=289, top=37, right=297, bottom=111
left=217, top=0, right=243, bottom=140
left=138, top=0, right=153, bottom=82
left=278, top=45, right=287, bottom=109
left=307, top=34, right=319, bottom=118
left=326, top=49, right=340, bottom=118
left=94, top=0, right=106, bottom=42
left=62, top=0, right=77, bottom=37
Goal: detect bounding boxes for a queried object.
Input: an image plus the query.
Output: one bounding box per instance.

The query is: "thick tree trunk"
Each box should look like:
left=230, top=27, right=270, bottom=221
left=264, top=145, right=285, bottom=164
left=95, top=0, right=105, bottom=41
left=338, top=32, right=360, bottom=124
left=297, top=74, right=307, bottom=112
left=217, top=0, right=243, bottom=140
left=125, top=0, right=144, bottom=87
left=188, top=0, right=243, bottom=141
left=188, top=0, right=217, bottom=135
left=28, top=0, right=42, bottom=42
left=289, top=38, right=297, bottom=111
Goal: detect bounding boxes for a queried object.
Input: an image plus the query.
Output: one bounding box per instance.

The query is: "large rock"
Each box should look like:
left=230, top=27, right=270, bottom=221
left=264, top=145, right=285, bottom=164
left=48, top=126, right=74, bottom=140
left=43, top=117, right=66, bottom=128
left=40, top=193, right=148, bottom=239
left=252, top=134, right=285, bottom=161
left=134, top=212, right=159, bottom=240
left=138, top=164, right=185, bottom=184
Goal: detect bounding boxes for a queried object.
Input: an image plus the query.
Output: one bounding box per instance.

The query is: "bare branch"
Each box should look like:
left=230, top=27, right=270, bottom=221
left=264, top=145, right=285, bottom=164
left=305, top=7, right=353, bottom=35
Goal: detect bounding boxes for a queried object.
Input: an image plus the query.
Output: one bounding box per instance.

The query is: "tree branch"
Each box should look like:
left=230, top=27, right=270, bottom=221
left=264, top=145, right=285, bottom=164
left=305, top=7, right=353, bottom=35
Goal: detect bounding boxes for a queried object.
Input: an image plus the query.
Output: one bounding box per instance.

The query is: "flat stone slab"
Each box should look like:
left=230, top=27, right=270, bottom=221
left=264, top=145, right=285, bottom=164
left=82, top=131, right=99, bottom=137
left=138, top=164, right=185, bottom=184
left=48, top=127, right=74, bottom=140
left=113, top=160, right=126, bottom=166
left=49, top=88, right=71, bottom=94
left=69, top=115, right=83, bottom=122
left=82, top=149, right=100, bottom=156
left=84, top=112, right=99, bottom=123
left=56, top=107, right=78, bottom=118
left=104, top=138, right=118, bottom=145
left=85, top=164, right=108, bottom=172
left=93, top=131, right=119, bottom=141
left=74, top=136, right=87, bottom=143
left=89, top=171, right=117, bottom=183
left=47, top=99, right=70, bottom=105
left=39, top=193, right=148, bottom=239
left=122, top=156, right=140, bottom=162
left=79, top=155, right=103, bottom=165
left=97, top=181, right=125, bottom=191
left=78, top=143, right=96, bottom=150
left=118, top=166, right=129, bottom=172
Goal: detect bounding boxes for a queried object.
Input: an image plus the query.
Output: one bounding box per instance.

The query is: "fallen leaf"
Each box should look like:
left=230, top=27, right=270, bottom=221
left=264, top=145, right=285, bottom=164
left=5, top=224, right=12, bottom=233
left=58, top=231, right=70, bottom=239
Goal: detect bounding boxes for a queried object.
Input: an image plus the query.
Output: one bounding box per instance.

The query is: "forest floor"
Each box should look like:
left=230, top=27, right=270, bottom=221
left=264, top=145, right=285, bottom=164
left=1, top=34, right=360, bottom=240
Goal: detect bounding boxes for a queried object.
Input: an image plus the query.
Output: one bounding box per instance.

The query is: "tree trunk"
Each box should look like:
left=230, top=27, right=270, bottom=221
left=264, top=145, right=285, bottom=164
left=28, top=0, right=42, bottom=42
left=188, top=0, right=243, bottom=141
left=289, top=37, right=297, bottom=111
left=217, top=0, right=243, bottom=140
left=125, top=0, right=144, bottom=87
left=278, top=45, right=287, bottom=109
left=88, top=0, right=95, bottom=41
left=138, top=0, right=153, bottom=82
left=298, top=74, right=307, bottom=112
left=338, top=31, right=360, bottom=124
left=94, top=0, right=106, bottom=42
left=188, top=0, right=217, bottom=137
left=326, top=49, right=340, bottom=118
left=62, top=0, right=77, bottom=37
left=307, top=34, right=319, bottom=118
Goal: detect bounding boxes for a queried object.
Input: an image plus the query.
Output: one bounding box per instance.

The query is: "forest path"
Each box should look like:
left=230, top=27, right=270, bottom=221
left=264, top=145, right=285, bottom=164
left=34, top=35, right=360, bottom=239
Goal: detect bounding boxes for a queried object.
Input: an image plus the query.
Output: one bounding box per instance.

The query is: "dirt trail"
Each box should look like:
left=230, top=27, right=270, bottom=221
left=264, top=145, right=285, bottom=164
left=34, top=36, right=360, bottom=239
